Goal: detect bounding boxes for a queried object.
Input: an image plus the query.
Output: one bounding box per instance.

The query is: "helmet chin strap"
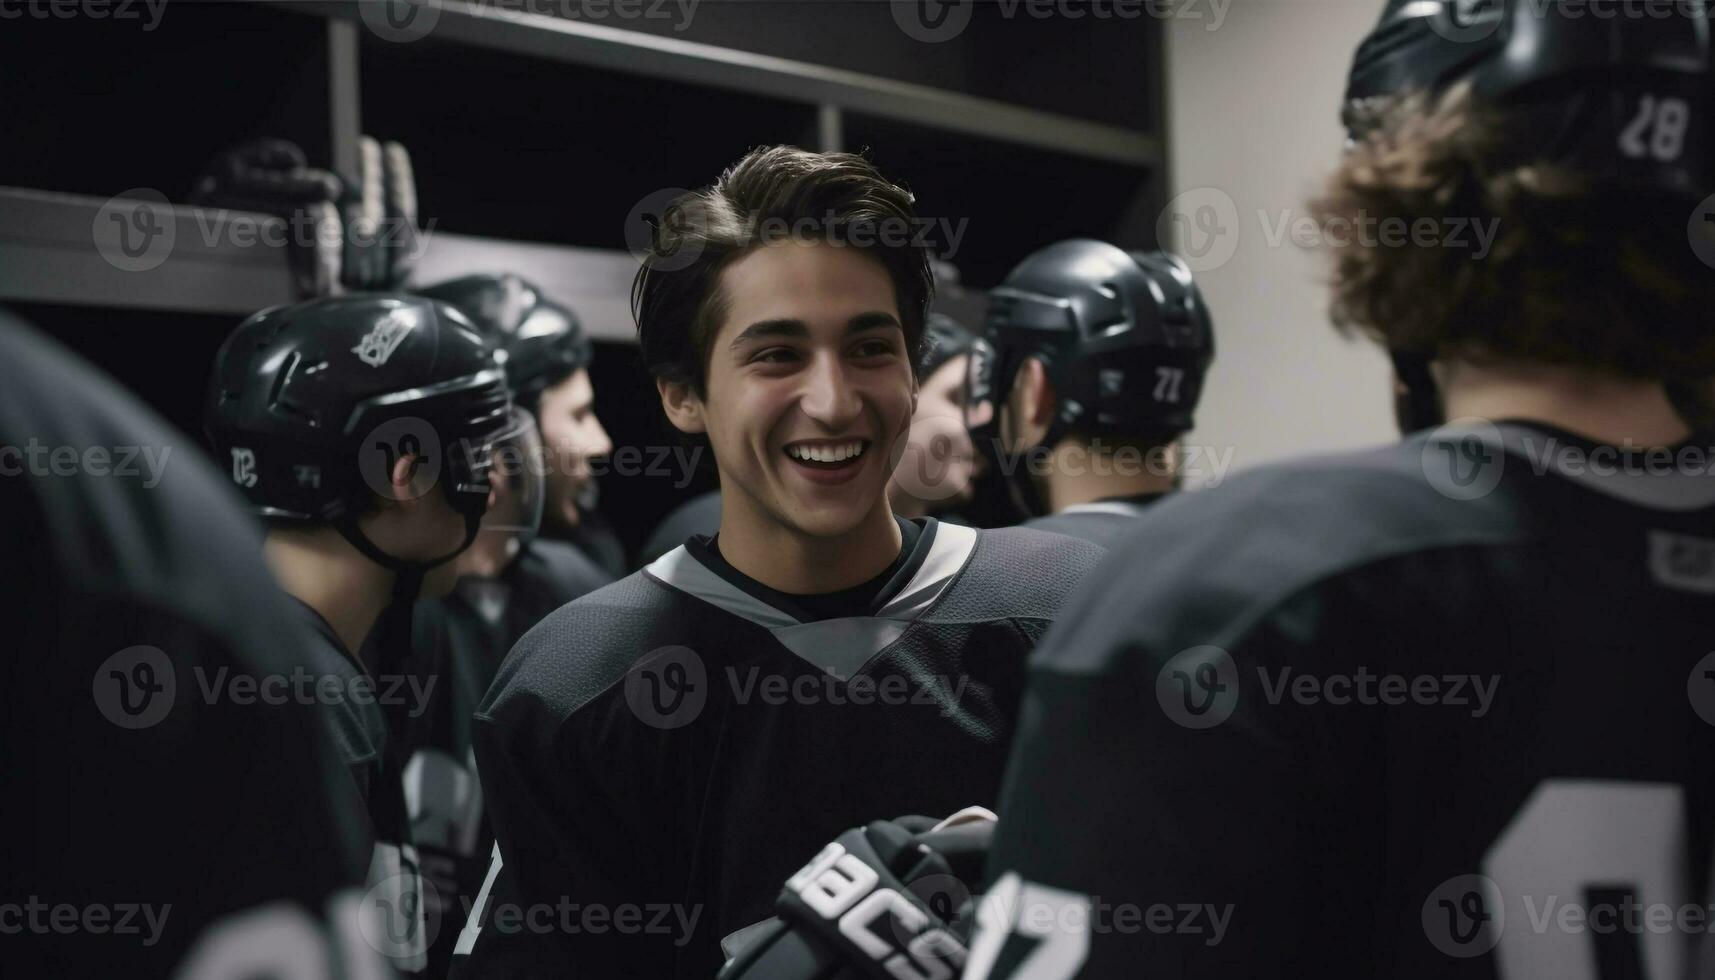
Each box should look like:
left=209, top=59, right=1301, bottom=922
left=334, top=504, right=482, bottom=675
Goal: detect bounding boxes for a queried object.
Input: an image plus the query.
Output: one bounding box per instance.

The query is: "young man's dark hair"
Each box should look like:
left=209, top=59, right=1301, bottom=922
left=633, top=145, right=935, bottom=395
left=453, top=146, right=1104, bottom=979
left=971, top=3, right=1715, bottom=978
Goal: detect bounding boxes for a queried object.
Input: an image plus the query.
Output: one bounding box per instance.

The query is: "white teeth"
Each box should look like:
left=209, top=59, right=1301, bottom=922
left=788, top=441, right=865, bottom=463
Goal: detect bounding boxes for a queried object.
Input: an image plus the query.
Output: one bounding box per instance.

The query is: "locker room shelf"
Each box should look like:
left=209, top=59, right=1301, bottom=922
left=0, top=185, right=644, bottom=341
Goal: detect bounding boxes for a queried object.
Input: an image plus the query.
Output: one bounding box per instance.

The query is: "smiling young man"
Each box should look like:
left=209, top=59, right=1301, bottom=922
left=454, top=146, right=1105, bottom=979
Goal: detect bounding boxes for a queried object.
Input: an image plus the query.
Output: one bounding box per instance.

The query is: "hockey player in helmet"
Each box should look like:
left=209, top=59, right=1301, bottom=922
left=965, top=239, right=1215, bottom=545
left=972, top=3, right=1715, bottom=978
left=405, top=274, right=616, bottom=974
left=453, top=146, right=1104, bottom=979
left=419, top=274, right=614, bottom=537
left=206, top=293, right=514, bottom=974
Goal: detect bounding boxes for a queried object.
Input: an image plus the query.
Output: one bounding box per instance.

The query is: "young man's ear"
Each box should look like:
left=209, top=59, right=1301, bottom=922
left=658, top=377, right=708, bottom=435
left=382, top=452, right=436, bottom=507
left=1004, top=357, right=1056, bottom=449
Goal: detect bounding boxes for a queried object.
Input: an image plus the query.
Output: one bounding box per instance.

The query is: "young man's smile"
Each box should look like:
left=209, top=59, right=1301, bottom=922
left=680, top=238, right=918, bottom=540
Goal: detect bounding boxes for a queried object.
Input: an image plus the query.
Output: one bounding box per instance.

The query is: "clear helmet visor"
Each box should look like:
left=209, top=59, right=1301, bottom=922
left=475, top=407, right=546, bottom=544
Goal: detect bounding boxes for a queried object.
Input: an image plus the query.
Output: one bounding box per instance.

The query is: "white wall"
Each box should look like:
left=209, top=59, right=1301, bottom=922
left=1162, top=0, right=1398, bottom=486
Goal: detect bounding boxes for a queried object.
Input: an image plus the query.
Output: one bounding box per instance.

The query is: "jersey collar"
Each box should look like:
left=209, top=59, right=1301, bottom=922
left=642, top=519, right=979, bottom=678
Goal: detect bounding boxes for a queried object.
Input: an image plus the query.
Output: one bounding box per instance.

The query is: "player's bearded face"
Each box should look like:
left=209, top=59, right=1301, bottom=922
left=698, top=239, right=916, bottom=538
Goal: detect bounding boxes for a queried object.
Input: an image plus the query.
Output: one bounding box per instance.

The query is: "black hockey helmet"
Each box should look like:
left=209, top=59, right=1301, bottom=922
left=1344, top=0, right=1714, bottom=197
left=206, top=294, right=511, bottom=568
left=416, top=274, right=592, bottom=413
left=965, top=239, right=1214, bottom=452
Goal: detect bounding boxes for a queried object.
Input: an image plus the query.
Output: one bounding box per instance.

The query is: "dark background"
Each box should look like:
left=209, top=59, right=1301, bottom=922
left=0, top=1, right=1163, bottom=560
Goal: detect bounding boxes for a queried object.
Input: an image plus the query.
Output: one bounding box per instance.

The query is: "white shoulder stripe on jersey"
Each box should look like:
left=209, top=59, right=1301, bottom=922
left=642, top=521, right=980, bottom=678
left=1056, top=501, right=1150, bottom=519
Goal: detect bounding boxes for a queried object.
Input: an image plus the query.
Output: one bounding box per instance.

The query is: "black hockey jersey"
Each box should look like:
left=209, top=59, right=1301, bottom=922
left=405, top=537, right=613, bottom=975
left=972, top=421, right=1715, bottom=980
left=293, top=601, right=430, bottom=974
left=454, top=518, right=1104, bottom=978
left=1019, top=492, right=1170, bottom=547
left=0, top=312, right=379, bottom=976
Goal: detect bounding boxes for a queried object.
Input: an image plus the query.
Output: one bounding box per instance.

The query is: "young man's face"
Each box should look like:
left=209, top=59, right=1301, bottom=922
left=672, top=239, right=917, bottom=540
left=536, top=368, right=611, bottom=530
